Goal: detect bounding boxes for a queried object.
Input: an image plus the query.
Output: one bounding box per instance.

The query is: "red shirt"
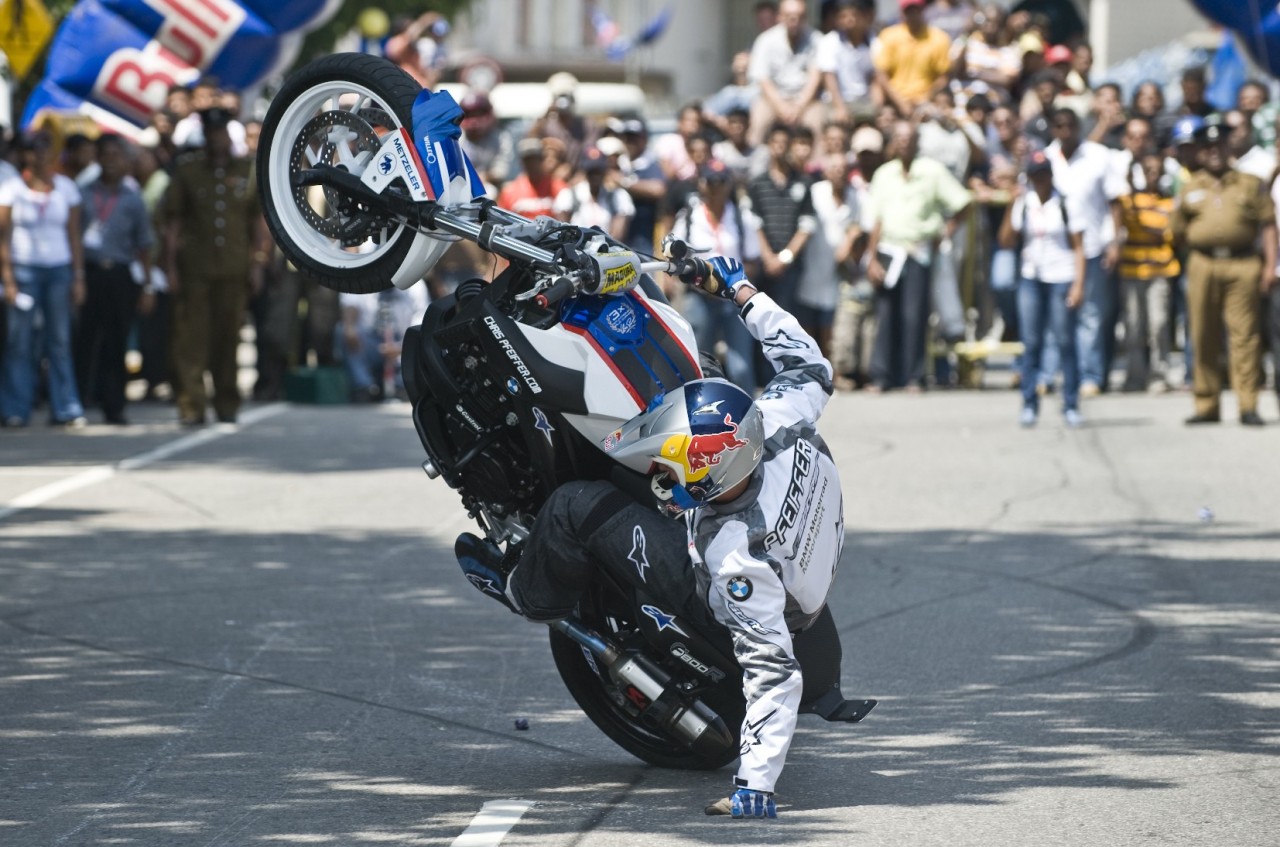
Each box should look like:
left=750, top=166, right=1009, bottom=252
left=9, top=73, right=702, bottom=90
left=497, top=173, right=567, bottom=219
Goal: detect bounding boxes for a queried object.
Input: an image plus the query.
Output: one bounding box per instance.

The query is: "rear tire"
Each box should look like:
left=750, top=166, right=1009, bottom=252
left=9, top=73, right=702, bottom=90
left=257, top=53, right=422, bottom=294
left=549, top=625, right=742, bottom=771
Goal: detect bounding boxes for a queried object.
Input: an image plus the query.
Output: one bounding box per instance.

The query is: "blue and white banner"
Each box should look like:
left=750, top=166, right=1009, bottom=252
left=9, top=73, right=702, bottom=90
left=22, top=0, right=340, bottom=131
left=1190, top=0, right=1280, bottom=76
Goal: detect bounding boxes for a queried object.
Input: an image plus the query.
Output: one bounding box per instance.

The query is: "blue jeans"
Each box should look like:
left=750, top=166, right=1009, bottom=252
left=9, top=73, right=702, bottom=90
left=1075, top=256, right=1111, bottom=388
left=990, top=248, right=1018, bottom=334
left=1018, top=277, right=1080, bottom=413
left=995, top=249, right=1059, bottom=383
left=680, top=294, right=757, bottom=392
left=1, top=263, right=83, bottom=423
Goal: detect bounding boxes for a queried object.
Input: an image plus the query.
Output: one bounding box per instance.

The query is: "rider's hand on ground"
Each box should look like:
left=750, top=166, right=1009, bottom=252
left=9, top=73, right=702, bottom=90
left=704, top=788, right=777, bottom=818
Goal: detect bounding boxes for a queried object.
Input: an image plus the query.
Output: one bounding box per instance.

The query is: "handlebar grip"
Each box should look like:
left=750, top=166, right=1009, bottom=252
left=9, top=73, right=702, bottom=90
left=678, top=257, right=727, bottom=296
left=534, top=276, right=577, bottom=309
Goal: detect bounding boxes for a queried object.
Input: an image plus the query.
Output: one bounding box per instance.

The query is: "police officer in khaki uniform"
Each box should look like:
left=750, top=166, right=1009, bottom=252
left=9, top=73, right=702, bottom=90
left=1170, top=122, right=1276, bottom=427
left=164, top=107, right=268, bottom=425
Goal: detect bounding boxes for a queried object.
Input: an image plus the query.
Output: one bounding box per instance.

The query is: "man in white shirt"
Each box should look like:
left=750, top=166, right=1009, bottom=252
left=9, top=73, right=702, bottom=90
left=747, top=0, right=823, bottom=145
left=815, top=0, right=881, bottom=127
left=1226, top=109, right=1275, bottom=182
left=1045, top=107, right=1127, bottom=396
left=554, top=147, right=634, bottom=241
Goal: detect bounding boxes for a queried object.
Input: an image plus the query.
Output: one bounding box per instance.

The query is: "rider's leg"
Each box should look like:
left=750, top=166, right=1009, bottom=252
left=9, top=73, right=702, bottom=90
left=509, top=480, right=712, bottom=628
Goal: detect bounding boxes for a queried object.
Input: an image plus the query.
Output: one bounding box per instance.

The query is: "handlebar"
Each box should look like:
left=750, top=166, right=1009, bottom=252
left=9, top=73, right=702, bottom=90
left=292, top=166, right=710, bottom=304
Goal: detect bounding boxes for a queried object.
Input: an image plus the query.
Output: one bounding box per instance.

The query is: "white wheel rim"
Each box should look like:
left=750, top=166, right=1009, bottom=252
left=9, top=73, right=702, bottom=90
left=266, top=79, right=408, bottom=270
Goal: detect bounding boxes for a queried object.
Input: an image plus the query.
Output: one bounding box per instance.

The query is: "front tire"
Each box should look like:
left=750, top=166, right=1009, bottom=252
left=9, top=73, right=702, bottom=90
left=257, top=53, right=422, bottom=293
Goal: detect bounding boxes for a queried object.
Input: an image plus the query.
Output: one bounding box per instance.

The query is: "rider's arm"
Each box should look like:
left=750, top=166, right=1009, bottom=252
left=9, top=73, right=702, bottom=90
left=735, top=288, right=834, bottom=426
left=700, top=519, right=801, bottom=796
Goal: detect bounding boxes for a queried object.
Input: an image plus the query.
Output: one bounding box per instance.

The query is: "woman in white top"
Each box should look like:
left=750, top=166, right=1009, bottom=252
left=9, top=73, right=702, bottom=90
left=0, top=130, right=86, bottom=427
left=999, top=150, right=1086, bottom=428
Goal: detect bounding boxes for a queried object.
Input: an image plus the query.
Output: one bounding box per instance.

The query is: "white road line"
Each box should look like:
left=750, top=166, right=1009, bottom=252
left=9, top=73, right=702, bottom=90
left=450, top=801, right=534, bottom=847
left=0, top=404, right=287, bottom=523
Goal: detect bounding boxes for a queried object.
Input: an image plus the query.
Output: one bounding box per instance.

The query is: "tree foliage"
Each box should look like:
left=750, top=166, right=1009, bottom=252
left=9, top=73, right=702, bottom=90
left=299, top=1, right=475, bottom=67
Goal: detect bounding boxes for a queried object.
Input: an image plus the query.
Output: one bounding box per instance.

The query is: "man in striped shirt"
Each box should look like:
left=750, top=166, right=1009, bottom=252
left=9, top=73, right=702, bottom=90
left=1118, top=152, right=1180, bottom=392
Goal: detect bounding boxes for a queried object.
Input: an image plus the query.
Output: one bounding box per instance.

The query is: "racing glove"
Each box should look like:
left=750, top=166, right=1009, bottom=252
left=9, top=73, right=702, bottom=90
left=686, top=256, right=752, bottom=301
left=704, top=788, right=777, bottom=818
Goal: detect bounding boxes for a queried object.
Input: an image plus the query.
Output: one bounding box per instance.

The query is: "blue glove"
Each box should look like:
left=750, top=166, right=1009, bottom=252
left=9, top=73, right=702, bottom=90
left=730, top=788, right=777, bottom=819
left=687, top=255, right=750, bottom=301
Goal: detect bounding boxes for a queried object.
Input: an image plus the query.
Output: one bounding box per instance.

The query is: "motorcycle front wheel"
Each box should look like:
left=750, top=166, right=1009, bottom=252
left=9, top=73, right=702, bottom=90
left=257, top=53, right=421, bottom=293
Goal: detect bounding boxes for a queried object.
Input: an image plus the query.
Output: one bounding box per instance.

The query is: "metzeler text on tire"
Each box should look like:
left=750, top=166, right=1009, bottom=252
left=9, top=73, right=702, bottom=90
left=257, top=53, right=423, bottom=294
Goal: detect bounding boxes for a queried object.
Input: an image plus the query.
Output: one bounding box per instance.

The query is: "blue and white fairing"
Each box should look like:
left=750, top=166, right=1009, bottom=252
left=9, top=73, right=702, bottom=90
left=359, top=88, right=486, bottom=289
left=510, top=290, right=703, bottom=444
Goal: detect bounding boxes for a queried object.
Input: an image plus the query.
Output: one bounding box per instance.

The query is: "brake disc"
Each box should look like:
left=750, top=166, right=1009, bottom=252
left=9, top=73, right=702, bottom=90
left=288, top=108, right=395, bottom=245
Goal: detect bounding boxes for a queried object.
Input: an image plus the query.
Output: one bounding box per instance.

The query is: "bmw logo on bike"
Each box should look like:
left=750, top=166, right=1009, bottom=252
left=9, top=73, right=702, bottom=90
left=726, top=576, right=753, bottom=602
left=506, top=377, right=520, bottom=395
left=378, top=153, right=395, bottom=175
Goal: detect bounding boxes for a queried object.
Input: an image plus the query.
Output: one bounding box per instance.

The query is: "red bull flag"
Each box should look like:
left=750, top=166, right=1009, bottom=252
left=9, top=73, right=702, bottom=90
left=22, top=0, right=340, bottom=132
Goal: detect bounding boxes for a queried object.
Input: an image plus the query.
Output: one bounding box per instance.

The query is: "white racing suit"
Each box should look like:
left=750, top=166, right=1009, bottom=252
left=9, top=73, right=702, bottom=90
left=505, top=290, right=843, bottom=794
left=687, top=291, right=844, bottom=794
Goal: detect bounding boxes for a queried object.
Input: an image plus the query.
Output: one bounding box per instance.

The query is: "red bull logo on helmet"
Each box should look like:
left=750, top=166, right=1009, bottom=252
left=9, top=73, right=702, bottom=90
left=659, top=413, right=748, bottom=484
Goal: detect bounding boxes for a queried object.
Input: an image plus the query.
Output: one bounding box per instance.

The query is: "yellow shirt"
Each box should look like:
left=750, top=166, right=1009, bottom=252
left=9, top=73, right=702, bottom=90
left=873, top=24, right=951, bottom=108
left=1120, top=192, right=1180, bottom=280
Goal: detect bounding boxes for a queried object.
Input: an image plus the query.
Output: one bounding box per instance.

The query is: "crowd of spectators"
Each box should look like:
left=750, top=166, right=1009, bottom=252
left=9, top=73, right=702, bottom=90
left=450, top=0, right=1280, bottom=426
left=5, top=0, right=1280, bottom=432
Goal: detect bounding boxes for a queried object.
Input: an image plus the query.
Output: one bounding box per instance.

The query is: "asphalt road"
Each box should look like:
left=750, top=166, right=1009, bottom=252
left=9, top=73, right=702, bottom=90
left=2, top=389, right=1278, bottom=846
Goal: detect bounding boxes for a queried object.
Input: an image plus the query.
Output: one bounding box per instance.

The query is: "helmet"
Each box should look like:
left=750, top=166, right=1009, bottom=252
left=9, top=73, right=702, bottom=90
left=604, top=379, right=765, bottom=516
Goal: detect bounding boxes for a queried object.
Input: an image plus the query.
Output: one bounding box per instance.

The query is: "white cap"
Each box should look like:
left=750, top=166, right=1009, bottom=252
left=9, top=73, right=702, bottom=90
left=851, top=126, right=884, bottom=154
left=547, top=72, right=579, bottom=98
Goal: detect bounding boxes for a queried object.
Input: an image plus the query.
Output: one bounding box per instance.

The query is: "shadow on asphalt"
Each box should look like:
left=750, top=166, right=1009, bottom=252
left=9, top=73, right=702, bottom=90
left=1, top=520, right=1277, bottom=842
left=0, top=403, right=425, bottom=475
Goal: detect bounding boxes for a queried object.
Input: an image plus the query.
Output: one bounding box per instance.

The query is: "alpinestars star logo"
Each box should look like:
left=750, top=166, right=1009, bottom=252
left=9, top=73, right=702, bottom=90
left=628, top=525, right=650, bottom=583
left=532, top=407, right=556, bottom=444
left=641, top=604, right=688, bottom=636
left=691, top=400, right=724, bottom=416
left=466, top=573, right=503, bottom=598
left=762, top=329, right=807, bottom=349
left=740, top=708, right=778, bottom=756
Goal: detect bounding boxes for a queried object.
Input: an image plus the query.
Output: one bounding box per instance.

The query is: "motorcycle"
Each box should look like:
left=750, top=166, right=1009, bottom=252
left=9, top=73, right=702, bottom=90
left=257, top=53, right=874, bottom=770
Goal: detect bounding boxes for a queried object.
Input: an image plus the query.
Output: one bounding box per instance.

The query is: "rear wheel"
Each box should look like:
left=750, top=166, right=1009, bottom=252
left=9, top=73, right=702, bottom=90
left=549, top=595, right=743, bottom=770
left=257, top=53, right=422, bottom=293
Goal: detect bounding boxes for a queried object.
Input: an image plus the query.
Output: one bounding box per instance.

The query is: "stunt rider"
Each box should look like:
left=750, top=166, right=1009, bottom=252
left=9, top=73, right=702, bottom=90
left=457, top=254, right=845, bottom=819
